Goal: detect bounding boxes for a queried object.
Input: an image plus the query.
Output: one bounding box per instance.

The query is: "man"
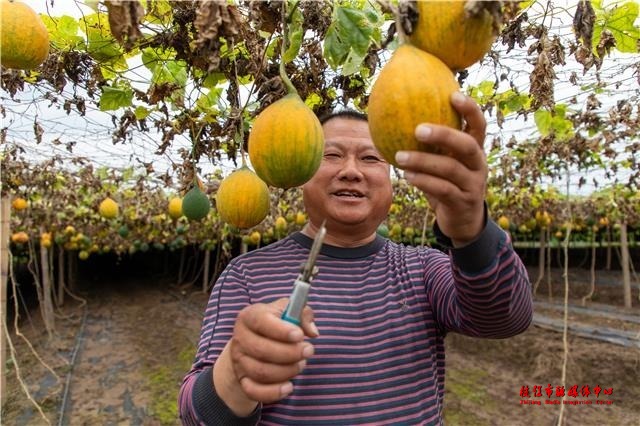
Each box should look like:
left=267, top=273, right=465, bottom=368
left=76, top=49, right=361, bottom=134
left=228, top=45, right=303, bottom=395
left=179, top=92, right=533, bottom=425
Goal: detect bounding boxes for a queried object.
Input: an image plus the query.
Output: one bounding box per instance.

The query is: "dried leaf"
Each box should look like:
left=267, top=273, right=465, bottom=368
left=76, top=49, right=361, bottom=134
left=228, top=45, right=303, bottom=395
left=573, top=0, right=595, bottom=47
left=464, top=0, right=504, bottom=34
left=573, top=44, right=599, bottom=72
left=195, top=2, right=241, bottom=47
left=529, top=50, right=555, bottom=109
left=193, top=2, right=243, bottom=72
left=399, top=1, right=419, bottom=36
left=104, top=0, right=145, bottom=51
left=249, top=0, right=280, bottom=33
left=596, top=29, right=616, bottom=59
left=547, top=35, right=565, bottom=66
left=34, top=119, right=44, bottom=144
left=501, top=12, right=528, bottom=53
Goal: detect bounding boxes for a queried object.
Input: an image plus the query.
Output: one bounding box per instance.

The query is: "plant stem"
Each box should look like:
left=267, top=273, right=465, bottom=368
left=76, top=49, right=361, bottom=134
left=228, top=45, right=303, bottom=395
left=232, top=58, right=247, bottom=168
left=279, top=0, right=298, bottom=95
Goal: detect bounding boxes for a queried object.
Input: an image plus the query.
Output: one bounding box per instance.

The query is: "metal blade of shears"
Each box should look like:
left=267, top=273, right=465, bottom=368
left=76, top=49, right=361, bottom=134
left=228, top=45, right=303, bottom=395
left=300, top=220, right=326, bottom=282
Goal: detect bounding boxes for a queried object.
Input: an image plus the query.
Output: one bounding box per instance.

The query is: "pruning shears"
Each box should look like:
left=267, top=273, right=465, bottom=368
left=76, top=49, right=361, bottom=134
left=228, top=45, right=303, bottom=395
left=281, top=221, right=326, bottom=326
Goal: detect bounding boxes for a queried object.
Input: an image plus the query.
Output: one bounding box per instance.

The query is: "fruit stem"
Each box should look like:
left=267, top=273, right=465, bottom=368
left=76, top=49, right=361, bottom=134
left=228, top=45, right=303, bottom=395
left=189, top=123, right=205, bottom=187
left=393, top=2, right=407, bottom=45
left=232, top=58, right=248, bottom=168
left=279, top=0, right=299, bottom=95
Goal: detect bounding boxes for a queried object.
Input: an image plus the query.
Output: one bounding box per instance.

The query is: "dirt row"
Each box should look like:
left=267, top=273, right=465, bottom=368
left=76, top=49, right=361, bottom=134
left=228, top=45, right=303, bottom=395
left=2, top=269, right=639, bottom=425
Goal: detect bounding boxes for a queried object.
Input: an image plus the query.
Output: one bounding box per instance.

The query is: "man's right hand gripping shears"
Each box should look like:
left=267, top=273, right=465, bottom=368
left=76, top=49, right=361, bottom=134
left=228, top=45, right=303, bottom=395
left=281, top=222, right=326, bottom=326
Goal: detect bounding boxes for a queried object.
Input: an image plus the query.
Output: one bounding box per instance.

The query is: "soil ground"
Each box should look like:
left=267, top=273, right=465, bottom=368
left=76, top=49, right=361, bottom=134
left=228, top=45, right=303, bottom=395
left=1, top=265, right=639, bottom=426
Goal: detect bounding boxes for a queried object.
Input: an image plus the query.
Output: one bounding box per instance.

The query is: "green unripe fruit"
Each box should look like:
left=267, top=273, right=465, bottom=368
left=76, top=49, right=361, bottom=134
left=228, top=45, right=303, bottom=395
left=182, top=186, right=211, bottom=221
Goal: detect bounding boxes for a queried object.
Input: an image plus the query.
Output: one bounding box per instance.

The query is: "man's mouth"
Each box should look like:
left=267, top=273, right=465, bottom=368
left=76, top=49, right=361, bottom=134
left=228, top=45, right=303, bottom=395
left=333, top=190, right=365, bottom=198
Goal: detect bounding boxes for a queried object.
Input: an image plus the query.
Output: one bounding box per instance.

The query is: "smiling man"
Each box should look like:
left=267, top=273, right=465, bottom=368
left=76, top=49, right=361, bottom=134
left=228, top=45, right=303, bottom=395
left=179, top=93, right=533, bottom=425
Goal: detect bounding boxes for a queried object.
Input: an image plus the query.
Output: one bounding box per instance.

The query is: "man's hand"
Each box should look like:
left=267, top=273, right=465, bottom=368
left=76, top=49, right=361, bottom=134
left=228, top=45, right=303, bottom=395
left=394, top=92, right=488, bottom=246
left=213, top=298, right=318, bottom=416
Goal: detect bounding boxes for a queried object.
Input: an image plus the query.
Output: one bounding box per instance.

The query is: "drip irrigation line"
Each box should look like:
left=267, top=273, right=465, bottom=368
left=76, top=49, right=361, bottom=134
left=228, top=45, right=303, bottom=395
left=534, top=300, right=640, bottom=324
left=57, top=304, right=88, bottom=426
left=532, top=313, right=640, bottom=349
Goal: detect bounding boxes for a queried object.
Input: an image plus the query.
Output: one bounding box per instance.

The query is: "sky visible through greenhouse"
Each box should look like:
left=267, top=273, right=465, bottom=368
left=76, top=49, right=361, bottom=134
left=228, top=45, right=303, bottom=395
left=2, top=0, right=639, bottom=196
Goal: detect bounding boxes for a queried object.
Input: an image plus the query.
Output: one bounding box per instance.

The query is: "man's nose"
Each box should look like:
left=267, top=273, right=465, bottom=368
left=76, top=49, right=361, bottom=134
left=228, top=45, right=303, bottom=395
left=337, top=155, right=363, bottom=180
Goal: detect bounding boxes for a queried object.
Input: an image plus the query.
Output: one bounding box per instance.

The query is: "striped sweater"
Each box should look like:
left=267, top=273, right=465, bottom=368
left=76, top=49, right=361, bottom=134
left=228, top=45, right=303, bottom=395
left=179, top=220, right=533, bottom=425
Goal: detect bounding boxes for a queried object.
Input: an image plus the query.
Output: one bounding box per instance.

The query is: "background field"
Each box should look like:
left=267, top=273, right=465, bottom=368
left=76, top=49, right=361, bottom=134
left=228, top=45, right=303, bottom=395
left=1, top=246, right=638, bottom=426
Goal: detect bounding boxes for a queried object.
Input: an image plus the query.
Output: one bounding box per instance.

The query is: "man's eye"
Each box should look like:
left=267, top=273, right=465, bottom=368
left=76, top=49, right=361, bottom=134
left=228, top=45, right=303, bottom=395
left=324, top=153, right=341, bottom=158
left=363, top=155, right=382, bottom=162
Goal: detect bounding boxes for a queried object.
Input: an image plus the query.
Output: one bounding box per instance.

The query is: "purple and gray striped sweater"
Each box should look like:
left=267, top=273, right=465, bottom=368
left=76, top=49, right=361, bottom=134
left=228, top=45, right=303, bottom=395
left=179, top=220, right=533, bottom=425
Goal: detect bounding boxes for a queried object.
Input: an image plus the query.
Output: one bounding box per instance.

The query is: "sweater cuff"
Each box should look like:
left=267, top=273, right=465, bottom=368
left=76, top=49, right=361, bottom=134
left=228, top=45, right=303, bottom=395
left=193, top=367, right=261, bottom=426
left=433, top=206, right=505, bottom=273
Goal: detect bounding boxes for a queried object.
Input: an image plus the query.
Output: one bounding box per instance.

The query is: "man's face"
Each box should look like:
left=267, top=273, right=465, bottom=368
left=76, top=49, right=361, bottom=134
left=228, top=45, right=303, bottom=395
left=302, top=116, right=393, bottom=236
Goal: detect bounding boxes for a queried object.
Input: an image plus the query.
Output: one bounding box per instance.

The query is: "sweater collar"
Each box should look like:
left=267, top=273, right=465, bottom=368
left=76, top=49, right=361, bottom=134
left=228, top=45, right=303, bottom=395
left=290, top=231, right=385, bottom=259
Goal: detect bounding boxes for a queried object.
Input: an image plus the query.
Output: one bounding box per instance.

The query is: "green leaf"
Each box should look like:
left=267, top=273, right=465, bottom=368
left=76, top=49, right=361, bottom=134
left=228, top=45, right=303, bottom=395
left=143, top=0, right=174, bottom=25
left=42, top=15, right=84, bottom=49
left=80, top=13, right=124, bottom=63
left=468, top=80, right=495, bottom=104
left=534, top=109, right=552, bottom=136
left=196, top=87, right=224, bottom=115
left=203, top=73, right=227, bottom=89
left=323, top=5, right=382, bottom=71
left=134, top=106, right=151, bottom=120
left=84, top=0, right=100, bottom=12
left=99, top=85, right=133, bottom=111
left=282, top=3, right=304, bottom=63
left=501, top=92, right=530, bottom=114
left=122, top=167, right=134, bottom=182
left=606, top=1, right=639, bottom=52
left=341, top=49, right=368, bottom=76
left=152, top=60, right=188, bottom=87
left=96, top=167, right=109, bottom=181
left=304, top=92, right=323, bottom=109
left=593, top=1, right=640, bottom=54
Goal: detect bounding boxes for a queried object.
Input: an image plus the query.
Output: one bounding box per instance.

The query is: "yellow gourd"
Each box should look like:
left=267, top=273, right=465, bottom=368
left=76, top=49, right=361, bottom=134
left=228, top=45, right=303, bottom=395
left=368, top=44, right=461, bottom=168
left=248, top=94, right=324, bottom=189
left=407, top=0, right=501, bottom=71
left=216, top=167, right=270, bottom=229
left=0, top=0, right=50, bottom=69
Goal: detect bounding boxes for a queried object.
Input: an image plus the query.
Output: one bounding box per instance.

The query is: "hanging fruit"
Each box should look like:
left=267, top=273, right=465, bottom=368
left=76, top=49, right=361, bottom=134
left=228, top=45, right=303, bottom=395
left=98, top=197, right=119, bottom=219
left=405, top=0, right=503, bottom=71
left=216, top=167, right=270, bottom=229
left=168, top=197, right=183, bottom=219
left=497, top=215, right=510, bottom=230
left=248, top=1, right=324, bottom=189
left=182, top=185, right=211, bottom=221
left=368, top=44, right=461, bottom=168
left=11, top=197, right=28, bottom=210
left=248, top=93, right=324, bottom=189
left=11, top=231, right=29, bottom=244
left=0, top=0, right=50, bottom=70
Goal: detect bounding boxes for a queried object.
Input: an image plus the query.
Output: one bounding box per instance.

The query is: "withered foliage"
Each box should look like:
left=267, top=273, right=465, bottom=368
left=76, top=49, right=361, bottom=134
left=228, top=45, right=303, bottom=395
left=193, top=2, right=243, bottom=72
left=1, top=0, right=637, bottom=195
left=104, top=0, right=145, bottom=51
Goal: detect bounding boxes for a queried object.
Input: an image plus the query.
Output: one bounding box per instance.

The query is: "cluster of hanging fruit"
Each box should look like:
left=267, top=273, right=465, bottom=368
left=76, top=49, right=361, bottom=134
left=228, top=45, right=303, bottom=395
left=368, top=1, right=505, bottom=167
left=187, top=1, right=322, bottom=231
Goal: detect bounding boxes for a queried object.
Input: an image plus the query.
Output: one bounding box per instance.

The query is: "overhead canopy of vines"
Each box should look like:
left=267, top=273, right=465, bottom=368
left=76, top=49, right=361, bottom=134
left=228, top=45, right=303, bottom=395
left=1, top=0, right=639, bottom=225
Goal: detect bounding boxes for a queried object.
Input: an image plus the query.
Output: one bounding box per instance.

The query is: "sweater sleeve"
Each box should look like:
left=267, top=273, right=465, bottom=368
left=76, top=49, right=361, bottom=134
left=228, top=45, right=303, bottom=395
left=427, top=218, right=533, bottom=338
left=178, top=260, right=262, bottom=425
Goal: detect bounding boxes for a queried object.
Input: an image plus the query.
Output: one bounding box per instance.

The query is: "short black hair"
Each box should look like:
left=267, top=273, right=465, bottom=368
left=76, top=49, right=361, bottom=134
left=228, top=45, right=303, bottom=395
left=318, top=109, right=368, bottom=125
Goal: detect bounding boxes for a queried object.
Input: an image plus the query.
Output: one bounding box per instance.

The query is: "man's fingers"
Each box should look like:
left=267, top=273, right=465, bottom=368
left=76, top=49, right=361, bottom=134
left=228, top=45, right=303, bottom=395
left=300, top=305, right=319, bottom=338
left=239, top=377, right=294, bottom=404
left=237, top=302, right=304, bottom=343
left=413, top=125, right=486, bottom=172
left=234, top=352, right=307, bottom=385
left=450, top=92, right=486, bottom=146
left=402, top=171, right=463, bottom=203
left=232, top=329, right=313, bottom=364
